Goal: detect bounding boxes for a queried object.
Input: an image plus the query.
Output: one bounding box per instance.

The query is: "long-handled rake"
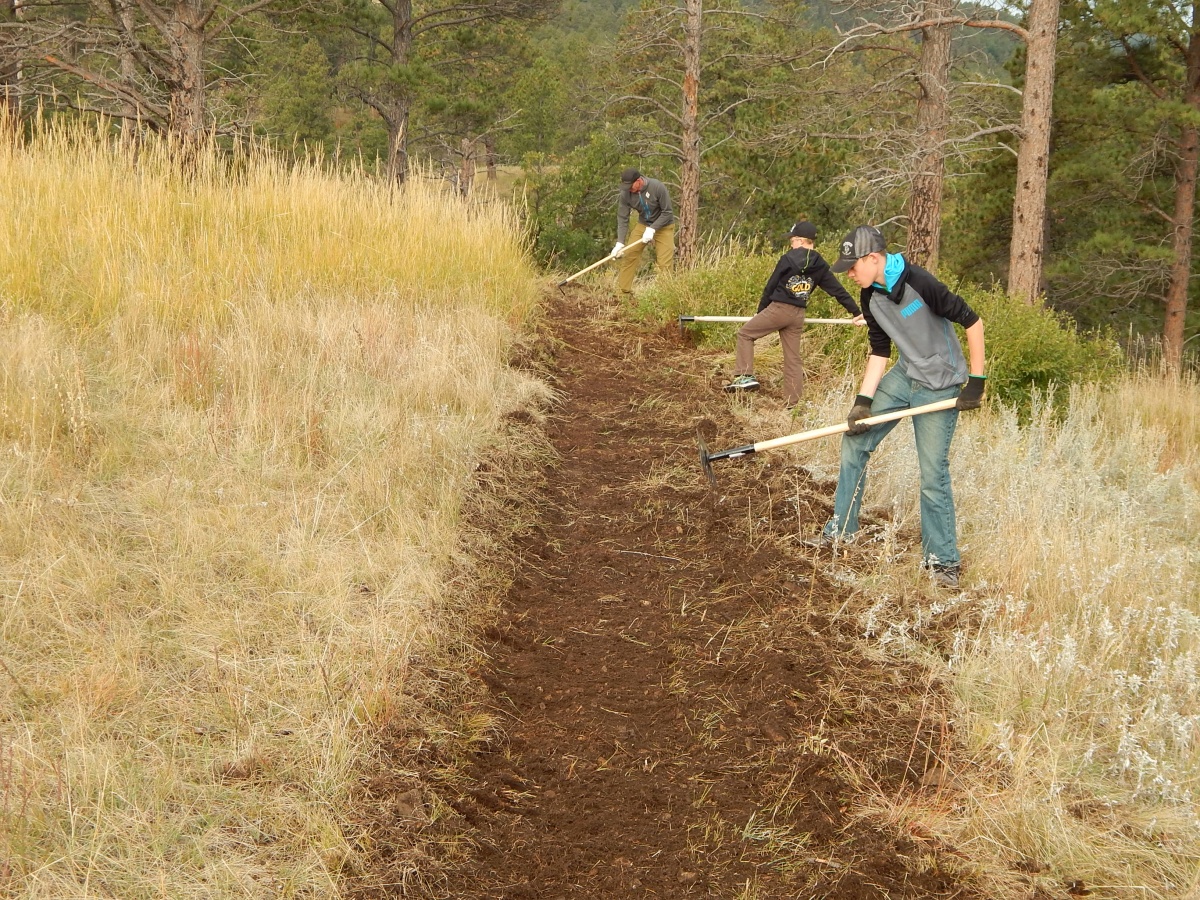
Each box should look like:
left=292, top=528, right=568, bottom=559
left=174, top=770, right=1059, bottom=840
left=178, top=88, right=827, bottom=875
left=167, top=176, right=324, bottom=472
left=557, top=245, right=630, bottom=288
left=697, top=398, right=959, bottom=486
left=679, top=314, right=858, bottom=326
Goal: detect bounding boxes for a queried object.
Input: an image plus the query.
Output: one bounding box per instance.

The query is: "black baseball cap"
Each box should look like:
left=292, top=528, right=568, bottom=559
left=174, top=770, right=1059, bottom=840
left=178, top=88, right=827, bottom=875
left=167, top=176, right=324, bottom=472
left=831, top=225, right=887, bottom=273
left=785, top=221, right=817, bottom=241
left=620, top=167, right=642, bottom=185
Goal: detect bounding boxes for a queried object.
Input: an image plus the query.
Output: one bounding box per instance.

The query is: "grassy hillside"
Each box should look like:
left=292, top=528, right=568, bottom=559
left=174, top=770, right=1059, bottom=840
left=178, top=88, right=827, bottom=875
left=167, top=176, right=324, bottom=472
left=0, top=125, right=543, bottom=897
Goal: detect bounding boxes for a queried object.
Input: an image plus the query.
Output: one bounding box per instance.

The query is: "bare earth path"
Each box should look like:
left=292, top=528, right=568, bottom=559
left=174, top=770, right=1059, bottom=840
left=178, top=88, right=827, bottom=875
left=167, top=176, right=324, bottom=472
left=358, top=286, right=976, bottom=899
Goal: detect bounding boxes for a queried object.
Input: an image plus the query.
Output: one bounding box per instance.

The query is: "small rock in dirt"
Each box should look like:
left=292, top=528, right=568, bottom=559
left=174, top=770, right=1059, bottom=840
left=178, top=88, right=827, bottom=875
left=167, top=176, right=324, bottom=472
left=393, top=788, right=424, bottom=819
left=496, top=772, right=528, bottom=790
left=920, top=766, right=954, bottom=788
left=760, top=723, right=785, bottom=742
left=678, top=871, right=699, bottom=884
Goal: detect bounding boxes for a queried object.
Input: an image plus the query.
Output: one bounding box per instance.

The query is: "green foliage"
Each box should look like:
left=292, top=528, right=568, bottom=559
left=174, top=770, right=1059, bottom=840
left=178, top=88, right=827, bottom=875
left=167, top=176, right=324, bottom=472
left=257, top=39, right=338, bottom=151
left=955, top=285, right=1122, bottom=411
left=520, top=132, right=626, bottom=269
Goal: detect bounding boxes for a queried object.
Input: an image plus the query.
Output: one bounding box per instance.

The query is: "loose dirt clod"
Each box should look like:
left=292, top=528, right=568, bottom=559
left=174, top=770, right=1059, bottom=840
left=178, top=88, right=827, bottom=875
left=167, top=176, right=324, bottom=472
left=352, top=286, right=978, bottom=899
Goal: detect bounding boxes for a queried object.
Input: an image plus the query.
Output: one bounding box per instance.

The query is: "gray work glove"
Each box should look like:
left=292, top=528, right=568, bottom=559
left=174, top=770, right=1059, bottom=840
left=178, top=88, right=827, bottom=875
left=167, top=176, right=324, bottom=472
left=612, top=242, right=625, bottom=257
left=641, top=227, right=656, bottom=244
left=956, top=375, right=986, bottom=411
left=847, top=395, right=875, bottom=435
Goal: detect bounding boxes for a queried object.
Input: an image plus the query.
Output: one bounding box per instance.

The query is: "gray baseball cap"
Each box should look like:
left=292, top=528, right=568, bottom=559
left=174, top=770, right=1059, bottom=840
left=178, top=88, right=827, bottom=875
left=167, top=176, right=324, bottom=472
left=831, top=225, right=887, bottom=273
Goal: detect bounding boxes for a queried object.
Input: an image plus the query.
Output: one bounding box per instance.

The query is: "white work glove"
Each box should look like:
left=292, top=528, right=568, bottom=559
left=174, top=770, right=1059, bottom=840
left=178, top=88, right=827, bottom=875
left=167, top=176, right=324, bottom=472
left=641, top=227, right=656, bottom=244
left=612, top=242, right=625, bottom=257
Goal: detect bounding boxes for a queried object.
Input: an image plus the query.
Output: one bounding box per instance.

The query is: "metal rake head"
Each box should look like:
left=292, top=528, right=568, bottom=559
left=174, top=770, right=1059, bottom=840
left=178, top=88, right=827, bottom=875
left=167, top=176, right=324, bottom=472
left=697, top=431, right=718, bottom=488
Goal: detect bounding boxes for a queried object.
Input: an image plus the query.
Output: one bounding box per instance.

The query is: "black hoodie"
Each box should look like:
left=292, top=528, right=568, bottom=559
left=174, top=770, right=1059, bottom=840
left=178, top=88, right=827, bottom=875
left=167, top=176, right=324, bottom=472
left=758, top=247, right=861, bottom=316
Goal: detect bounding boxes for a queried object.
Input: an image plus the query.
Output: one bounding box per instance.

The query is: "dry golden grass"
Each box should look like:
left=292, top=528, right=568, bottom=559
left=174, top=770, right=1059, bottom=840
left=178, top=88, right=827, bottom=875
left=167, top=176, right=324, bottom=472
left=763, top=369, right=1200, bottom=899
left=0, top=124, right=545, bottom=897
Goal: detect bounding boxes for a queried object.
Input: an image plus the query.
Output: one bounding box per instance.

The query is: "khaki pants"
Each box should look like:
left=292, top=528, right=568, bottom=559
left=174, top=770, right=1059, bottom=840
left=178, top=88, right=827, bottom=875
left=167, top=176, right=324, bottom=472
left=617, top=221, right=675, bottom=294
left=734, top=301, right=806, bottom=406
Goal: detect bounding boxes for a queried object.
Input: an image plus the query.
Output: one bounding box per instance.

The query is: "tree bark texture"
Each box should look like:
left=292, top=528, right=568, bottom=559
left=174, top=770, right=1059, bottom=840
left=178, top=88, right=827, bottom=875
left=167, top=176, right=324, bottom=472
left=1008, top=0, right=1059, bottom=305
left=1, top=0, right=21, bottom=121
left=483, top=133, right=497, bottom=183
left=384, top=0, right=413, bottom=184
left=1164, top=18, right=1200, bottom=372
left=459, top=136, right=476, bottom=197
left=677, top=0, right=702, bottom=268
left=905, top=0, right=952, bottom=270
left=165, top=1, right=208, bottom=142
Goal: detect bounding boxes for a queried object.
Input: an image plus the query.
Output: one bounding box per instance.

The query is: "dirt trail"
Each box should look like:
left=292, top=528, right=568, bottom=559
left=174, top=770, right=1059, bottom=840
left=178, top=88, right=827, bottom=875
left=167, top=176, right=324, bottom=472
left=359, top=287, right=976, bottom=899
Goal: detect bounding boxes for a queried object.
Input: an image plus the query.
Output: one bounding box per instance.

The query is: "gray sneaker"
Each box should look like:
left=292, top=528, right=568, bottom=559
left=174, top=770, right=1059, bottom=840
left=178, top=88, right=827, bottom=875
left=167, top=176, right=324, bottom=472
left=799, top=531, right=856, bottom=549
left=930, top=564, right=961, bottom=589
left=724, top=374, right=760, bottom=393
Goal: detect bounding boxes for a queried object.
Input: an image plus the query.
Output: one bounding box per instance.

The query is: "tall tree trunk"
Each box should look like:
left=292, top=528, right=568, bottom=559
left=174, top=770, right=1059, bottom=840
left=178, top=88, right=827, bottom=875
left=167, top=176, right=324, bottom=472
left=167, top=1, right=208, bottom=143
left=459, top=136, right=476, bottom=198
left=386, top=0, right=414, bottom=184
left=118, top=0, right=140, bottom=140
left=1164, top=21, right=1200, bottom=372
left=483, top=133, right=497, bottom=183
left=1, top=0, right=21, bottom=125
left=1008, top=0, right=1059, bottom=305
left=677, top=0, right=702, bottom=267
left=385, top=110, right=408, bottom=184
left=905, top=0, right=952, bottom=270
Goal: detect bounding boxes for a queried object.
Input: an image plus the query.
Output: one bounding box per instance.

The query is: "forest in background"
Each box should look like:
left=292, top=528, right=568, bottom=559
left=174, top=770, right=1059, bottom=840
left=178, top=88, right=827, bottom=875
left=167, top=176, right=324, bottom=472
left=0, top=0, right=1197, bottom=361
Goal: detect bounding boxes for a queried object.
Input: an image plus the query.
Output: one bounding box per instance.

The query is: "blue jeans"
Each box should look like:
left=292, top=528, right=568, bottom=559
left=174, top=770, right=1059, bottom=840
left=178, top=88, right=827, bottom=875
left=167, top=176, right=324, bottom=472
left=822, top=367, right=961, bottom=568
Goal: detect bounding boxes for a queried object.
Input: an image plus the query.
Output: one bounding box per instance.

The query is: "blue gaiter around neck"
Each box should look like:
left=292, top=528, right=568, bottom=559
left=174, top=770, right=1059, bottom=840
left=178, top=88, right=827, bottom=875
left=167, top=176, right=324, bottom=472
left=873, top=253, right=906, bottom=292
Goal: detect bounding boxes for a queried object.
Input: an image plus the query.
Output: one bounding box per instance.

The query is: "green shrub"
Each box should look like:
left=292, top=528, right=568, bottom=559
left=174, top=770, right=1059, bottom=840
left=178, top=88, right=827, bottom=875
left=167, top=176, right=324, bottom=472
left=963, top=285, right=1122, bottom=411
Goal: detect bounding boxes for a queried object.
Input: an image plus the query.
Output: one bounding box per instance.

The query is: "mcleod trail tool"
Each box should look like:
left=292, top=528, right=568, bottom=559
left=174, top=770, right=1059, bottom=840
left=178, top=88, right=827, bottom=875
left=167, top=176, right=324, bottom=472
left=698, top=397, right=958, bottom=487
left=557, top=246, right=630, bottom=288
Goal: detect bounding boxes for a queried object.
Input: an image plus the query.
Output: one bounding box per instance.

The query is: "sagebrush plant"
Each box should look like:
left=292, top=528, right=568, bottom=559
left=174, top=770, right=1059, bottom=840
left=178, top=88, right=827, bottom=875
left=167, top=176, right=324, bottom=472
left=0, top=122, right=544, bottom=897
left=775, top=371, right=1200, bottom=898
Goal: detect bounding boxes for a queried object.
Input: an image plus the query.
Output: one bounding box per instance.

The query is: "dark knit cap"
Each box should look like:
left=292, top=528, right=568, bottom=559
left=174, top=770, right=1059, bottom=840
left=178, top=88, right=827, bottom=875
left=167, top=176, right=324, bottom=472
left=620, top=167, right=642, bottom=185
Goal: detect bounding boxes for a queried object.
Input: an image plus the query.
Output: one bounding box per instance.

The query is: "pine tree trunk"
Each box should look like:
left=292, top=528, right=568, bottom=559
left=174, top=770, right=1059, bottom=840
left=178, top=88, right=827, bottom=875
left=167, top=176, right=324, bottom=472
left=905, top=0, right=952, bottom=270
left=1164, top=23, right=1200, bottom=372
left=459, top=137, right=476, bottom=198
left=484, top=133, right=498, bottom=183
left=677, top=0, right=702, bottom=268
left=1008, top=0, right=1059, bottom=305
left=118, top=0, right=140, bottom=140
left=0, top=0, right=20, bottom=124
left=382, top=0, right=413, bottom=184
left=167, top=1, right=207, bottom=143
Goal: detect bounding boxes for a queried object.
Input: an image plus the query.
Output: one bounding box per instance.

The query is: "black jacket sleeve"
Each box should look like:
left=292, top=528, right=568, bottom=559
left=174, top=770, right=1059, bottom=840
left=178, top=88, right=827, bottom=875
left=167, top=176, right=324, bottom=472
left=813, top=265, right=860, bottom=316
left=906, top=266, right=979, bottom=328
left=758, top=255, right=792, bottom=312
left=862, top=291, right=893, bottom=358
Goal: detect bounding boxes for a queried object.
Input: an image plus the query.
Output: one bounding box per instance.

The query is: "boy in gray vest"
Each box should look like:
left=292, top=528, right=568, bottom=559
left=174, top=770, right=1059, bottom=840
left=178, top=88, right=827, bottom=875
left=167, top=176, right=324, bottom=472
left=810, top=225, right=986, bottom=589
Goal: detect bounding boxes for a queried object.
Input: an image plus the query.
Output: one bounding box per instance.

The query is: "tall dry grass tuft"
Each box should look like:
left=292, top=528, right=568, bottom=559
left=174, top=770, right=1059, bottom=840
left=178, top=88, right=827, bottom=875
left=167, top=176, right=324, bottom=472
left=0, top=123, right=545, bottom=897
left=778, top=371, right=1200, bottom=898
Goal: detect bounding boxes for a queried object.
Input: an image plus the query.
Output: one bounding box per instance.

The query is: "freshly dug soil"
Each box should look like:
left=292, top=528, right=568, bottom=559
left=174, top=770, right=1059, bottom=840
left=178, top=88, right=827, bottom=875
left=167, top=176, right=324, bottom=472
left=351, top=285, right=976, bottom=899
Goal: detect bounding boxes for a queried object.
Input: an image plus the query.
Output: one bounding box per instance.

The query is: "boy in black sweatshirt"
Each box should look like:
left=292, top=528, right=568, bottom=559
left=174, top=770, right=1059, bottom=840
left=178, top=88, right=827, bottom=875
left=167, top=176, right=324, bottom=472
left=725, top=221, right=865, bottom=407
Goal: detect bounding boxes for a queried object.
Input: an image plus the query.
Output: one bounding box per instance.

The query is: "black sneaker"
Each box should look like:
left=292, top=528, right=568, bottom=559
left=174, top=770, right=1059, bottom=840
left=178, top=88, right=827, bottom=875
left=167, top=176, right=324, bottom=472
left=930, top=564, right=961, bottom=589
left=724, top=375, right=760, bottom=392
